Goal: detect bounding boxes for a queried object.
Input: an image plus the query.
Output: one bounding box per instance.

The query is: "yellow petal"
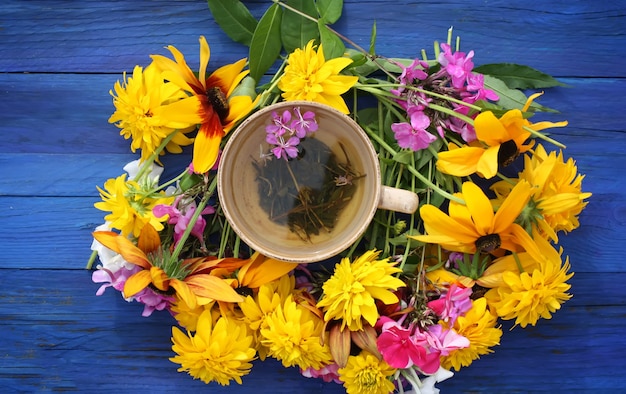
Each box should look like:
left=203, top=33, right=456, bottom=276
left=92, top=231, right=151, bottom=269
left=436, top=146, right=483, bottom=176
left=150, top=266, right=169, bottom=291
left=123, top=270, right=152, bottom=298
left=240, top=256, right=296, bottom=289
left=419, top=205, right=478, bottom=244
left=137, top=223, right=161, bottom=254
left=475, top=145, right=500, bottom=179
left=170, top=279, right=197, bottom=309
left=198, top=36, right=211, bottom=89
left=474, top=111, right=509, bottom=145
left=493, top=180, right=531, bottom=234
left=462, top=181, right=495, bottom=235
left=192, top=128, right=221, bottom=173
left=185, top=274, right=244, bottom=303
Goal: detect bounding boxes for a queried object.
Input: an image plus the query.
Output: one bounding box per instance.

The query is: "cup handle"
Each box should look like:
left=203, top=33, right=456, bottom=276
left=378, top=185, right=419, bottom=214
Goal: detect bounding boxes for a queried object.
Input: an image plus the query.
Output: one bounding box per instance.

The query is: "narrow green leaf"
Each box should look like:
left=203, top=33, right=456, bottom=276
left=318, top=22, right=345, bottom=60
left=316, top=0, right=343, bottom=24
left=474, top=63, right=567, bottom=90
left=207, top=0, right=258, bottom=46
left=281, top=0, right=319, bottom=53
left=249, top=3, right=283, bottom=83
left=482, top=75, right=557, bottom=113
left=369, top=21, right=377, bottom=55
left=392, top=150, right=413, bottom=165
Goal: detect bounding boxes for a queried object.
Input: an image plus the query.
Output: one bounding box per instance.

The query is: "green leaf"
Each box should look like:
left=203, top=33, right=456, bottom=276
left=392, top=150, right=413, bottom=165
left=316, top=0, right=343, bottom=24
left=281, top=0, right=319, bottom=53
left=482, top=75, right=557, bottom=113
left=369, top=21, right=377, bottom=55
left=474, top=63, right=567, bottom=90
left=249, top=3, right=283, bottom=83
left=207, top=0, right=258, bottom=46
left=318, top=22, right=345, bottom=59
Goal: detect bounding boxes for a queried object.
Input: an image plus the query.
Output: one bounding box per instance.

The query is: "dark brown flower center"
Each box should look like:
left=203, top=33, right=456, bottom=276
left=475, top=234, right=501, bottom=253
left=497, top=139, right=519, bottom=168
left=235, top=286, right=254, bottom=297
left=207, top=86, right=229, bottom=122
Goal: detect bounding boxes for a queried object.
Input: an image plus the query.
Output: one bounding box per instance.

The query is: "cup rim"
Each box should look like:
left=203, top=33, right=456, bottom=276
left=217, top=101, right=381, bottom=263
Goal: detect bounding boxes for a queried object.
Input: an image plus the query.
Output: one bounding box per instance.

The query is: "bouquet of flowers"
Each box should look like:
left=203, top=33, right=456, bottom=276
left=87, top=1, right=591, bottom=392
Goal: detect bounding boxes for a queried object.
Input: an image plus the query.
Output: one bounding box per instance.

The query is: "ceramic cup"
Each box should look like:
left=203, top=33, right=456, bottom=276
left=218, top=101, right=419, bottom=263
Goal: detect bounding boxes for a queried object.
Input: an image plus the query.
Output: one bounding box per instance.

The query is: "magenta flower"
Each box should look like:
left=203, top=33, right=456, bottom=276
left=92, top=265, right=140, bottom=296
left=268, top=134, right=301, bottom=159
left=300, top=363, right=341, bottom=384
left=438, top=43, right=475, bottom=89
left=153, top=196, right=215, bottom=247
left=133, top=287, right=175, bottom=317
left=291, top=107, right=318, bottom=138
left=420, top=324, right=469, bottom=356
left=427, top=284, right=473, bottom=325
left=266, top=109, right=292, bottom=137
left=391, top=112, right=437, bottom=151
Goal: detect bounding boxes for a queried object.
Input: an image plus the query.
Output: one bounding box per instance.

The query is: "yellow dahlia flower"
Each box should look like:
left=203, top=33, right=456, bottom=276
left=482, top=236, right=574, bottom=328
left=316, top=250, right=405, bottom=331
left=94, top=173, right=173, bottom=237
left=170, top=311, right=257, bottom=385
left=338, top=351, right=396, bottom=394
left=278, top=39, right=358, bottom=114
left=440, top=297, right=502, bottom=371
left=260, top=294, right=333, bottom=370
left=108, top=64, right=195, bottom=162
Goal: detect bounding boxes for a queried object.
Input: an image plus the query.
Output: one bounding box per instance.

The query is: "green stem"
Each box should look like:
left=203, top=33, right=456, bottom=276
left=170, top=176, right=217, bottom=262
left=85, top=249, right=98, bottom=270
left=523, top=125, right=566, bottom=149
left=134, top=130, right=181, bottom=181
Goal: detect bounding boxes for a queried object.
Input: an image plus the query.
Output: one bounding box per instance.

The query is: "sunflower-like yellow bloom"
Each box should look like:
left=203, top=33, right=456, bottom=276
left=316, top=250, right=405, bottom=331
left=108, top=64, right=195, bottom=162
left=150, top=36, right=260, bottom=173
left=440, top=297, right=502, bottom=371
left=94, top=174, right=173, bottom=237
left=260, top=294, right=333, bottom=370
left=170, top=310, right=257, bottom=385
left=411, top=180, right=543, bottom=262
left=338, top=351, right=396, bottom=394
left=481, top=235, right=574, bottom=328
left=278, top=40, right=358, bottom=114
left=436, top=93, right=568, bottom=179
left=492, top=144, right=591, bottom=239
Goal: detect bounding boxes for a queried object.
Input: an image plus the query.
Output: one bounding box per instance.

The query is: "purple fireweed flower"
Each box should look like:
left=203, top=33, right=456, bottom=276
left=271, top=135, right=301, bottom=159
left=291, top=107, right=318, bottom=138
left=438, top=43, right=475, bottom=89
left=266, top=109, right=292, bottom=137
left=153, top=196, right=215, bottom=247
left=391, top=111, right=437, bottom=151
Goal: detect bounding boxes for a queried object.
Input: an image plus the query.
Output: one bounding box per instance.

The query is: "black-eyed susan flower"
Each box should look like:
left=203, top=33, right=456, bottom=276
left=480, top=235, right=574, bottom=328
left=170, top=310, right=256, bottom=385
left=436, top=93, right=568, bottom=179
left=316, top=250, right=405, bottom=331
left=491, top=144, right=592, bottom=239
left=278, top=40, right=358, bottom=114
left=337, top=350, right=396, bottom=394
left=94, top=173, right=173, bottom=238
left=92, top=227, right=244, bottom=309
left=150, top=36, right=260, bottom=173
left=440, top=297, right=502, bottom=371
left=411, top=180, right=543, bottom=262
left=108, top=64, right=196, bottom=162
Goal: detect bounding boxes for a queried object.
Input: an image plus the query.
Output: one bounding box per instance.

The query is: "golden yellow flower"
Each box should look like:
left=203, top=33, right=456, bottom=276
left=94, top=174, right=173, bottom=237
left=436, top=93, right=568, bottom=179
left=316, top=250, right=405, bottom=331
left=108, top=64, right=195, bottom=162
left=150, top=36, right=260, bottom=173
left=170, top=310, right=257, bottom=385
left=411, top=180, right=543, bottom=262
left=492, top=144, right=591, bottom=239
left=338, top=351, right=396, bottom=394
left=170, top=293, right=208, bottom=331
left=440, top=297, right=502, bottom=371
left=278, top=40, right=358, bottom=114
left=260, top=294, right=332, bottom=370
left=482, top=236, right=574, bottom=328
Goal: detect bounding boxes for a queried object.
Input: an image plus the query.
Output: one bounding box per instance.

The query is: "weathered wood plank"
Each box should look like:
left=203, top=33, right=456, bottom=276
left=1, top=0, right=625, bottom=77
left=1, top=270, right=624, bottom=392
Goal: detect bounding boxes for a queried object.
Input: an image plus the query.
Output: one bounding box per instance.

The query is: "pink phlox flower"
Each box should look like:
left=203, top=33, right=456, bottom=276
left=463, top=72, right=499, bottom=103
left=301, top=363, right=341, bottom=384
left=427, top=284, right=473, bottom=325
left=391, top=58, right=429, bottom=97
left=153, top=196, right=215, bottom=247
left=438, top=43, right=474, bottom=89
left=422, top=324, right=470, bottom=356
left=447, top=106, right=477, bottom=143
left=291, top=107, right=318, bottom=138
left=377, top=318, right=441, bottom=374
left=133, top=287, right=175, bottom=317
left=391, top=111, right=436, bottom=151
left=92, top=265, right=140, bottom=296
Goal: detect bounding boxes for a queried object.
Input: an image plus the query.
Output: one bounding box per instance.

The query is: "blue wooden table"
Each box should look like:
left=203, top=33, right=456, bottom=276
left=1, top=1, right=625, bottom=392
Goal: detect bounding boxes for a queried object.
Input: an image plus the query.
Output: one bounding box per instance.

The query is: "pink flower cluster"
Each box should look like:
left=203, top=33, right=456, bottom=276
left=390, top=43, right=498, bottom=150
left=265, top=107, right=318, bottom=159
left=376, top=284, right=472, bottom=374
